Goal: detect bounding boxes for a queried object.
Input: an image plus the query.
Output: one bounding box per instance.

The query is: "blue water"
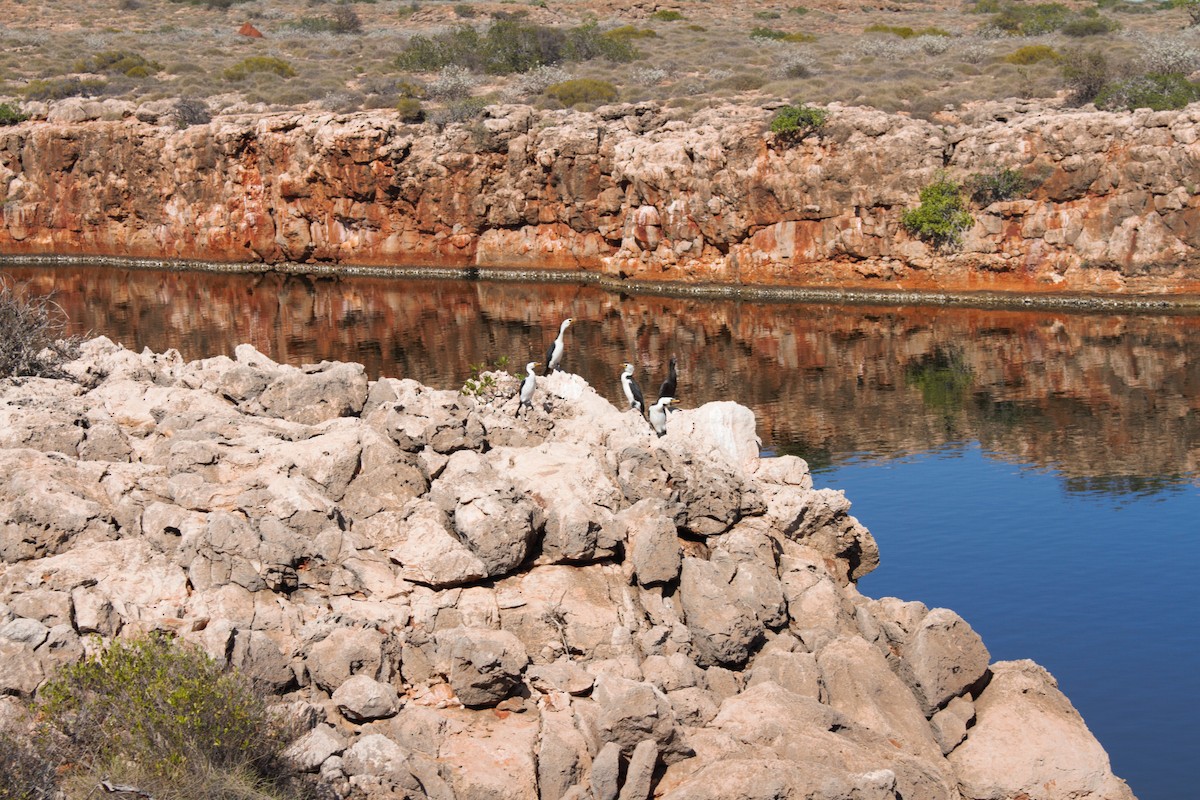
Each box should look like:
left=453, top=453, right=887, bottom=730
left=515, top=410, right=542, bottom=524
left=819, top=445, right=1200, bottom=800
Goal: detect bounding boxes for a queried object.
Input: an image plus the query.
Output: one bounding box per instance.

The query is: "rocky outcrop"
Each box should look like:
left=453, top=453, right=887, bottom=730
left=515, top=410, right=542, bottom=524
left=0, top=338, right=1135, bottom=799
left=3, top=101, right=1200, bottom=298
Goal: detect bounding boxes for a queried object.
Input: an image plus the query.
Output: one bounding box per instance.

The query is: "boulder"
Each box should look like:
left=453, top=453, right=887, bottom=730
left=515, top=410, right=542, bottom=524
left=435, top=626, right=529, bottom=707
left=333, top=674, right=401, bottom=722
left=949, top=660, right=1136, bottom=800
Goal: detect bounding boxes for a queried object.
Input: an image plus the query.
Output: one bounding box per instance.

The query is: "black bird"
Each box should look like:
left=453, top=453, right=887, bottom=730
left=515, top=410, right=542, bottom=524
left=621, top=362, right=646, bottom=416
left=658, top=355, right=678, bottom=402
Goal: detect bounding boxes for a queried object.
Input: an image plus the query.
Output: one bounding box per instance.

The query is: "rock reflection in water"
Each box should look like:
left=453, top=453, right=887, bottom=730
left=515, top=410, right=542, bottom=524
left=9, top=264, right=1200, bottom=496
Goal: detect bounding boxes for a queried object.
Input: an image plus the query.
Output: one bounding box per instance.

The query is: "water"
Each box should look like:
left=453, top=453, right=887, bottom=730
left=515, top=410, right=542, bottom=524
left=6, top=264, right=1199, bottom=799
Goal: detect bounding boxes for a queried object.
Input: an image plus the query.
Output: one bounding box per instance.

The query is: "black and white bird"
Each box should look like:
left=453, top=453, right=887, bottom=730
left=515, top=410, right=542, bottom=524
left=621, top=362, right=645, bottom=415
left=516, top=361, right=539, bottom=416
left=544, top=318, right=573, bottom=374
left=658, top=355, right=678, bottom=403
left=649, top=396, right=676, bottom=437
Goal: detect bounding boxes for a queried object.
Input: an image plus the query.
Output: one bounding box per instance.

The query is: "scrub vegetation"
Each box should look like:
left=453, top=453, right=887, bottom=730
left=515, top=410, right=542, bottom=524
left=0, top=633, right=308, bottom=800
left=0, top=0, right=1198, bottom=120
left=0, top=276, right=80, bottom=379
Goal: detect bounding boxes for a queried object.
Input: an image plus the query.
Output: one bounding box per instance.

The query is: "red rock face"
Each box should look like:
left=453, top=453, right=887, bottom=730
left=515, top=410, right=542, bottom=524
left=2, top=103, right=1200, bottom=298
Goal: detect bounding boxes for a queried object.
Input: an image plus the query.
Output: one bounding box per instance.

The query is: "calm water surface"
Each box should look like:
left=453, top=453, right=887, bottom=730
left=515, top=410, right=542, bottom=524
left=8, top=265, right=1199, bottom=800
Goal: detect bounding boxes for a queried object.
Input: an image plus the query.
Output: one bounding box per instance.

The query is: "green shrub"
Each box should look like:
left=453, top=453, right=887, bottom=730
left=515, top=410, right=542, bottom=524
left=769, top=103, right=829, bottom=143
left=37, top=634, right=302, bottom=799
left=901, top=173, right=974, bottom=249
left=454, top=3, right=478, bottom=17
left=1004, top=44, right=1061, bottom=65
left=546, top=77, right=618, bottom=106
left=396, top=96, right=425, bottom=121
left=600, top=24, right=658, bottom=40
left=985, top=2, right=1074, bottom=35
left=20, top=77, right=108, bottom=100
left=789, top=5, right=811, bottom=13
left=753, top=9, right=782, bottom=19
left=965, top=166, right=1027, bottom=205
left=1095, top=71, right=1200, bottom=110
left=223, top=56, right=296, bottom=81
left=0, top=726, right=60, bottom=800
left=75, top=50, right=162, bottom=77
left=749, top=27, right=817, bottom=42
left=864, top=23, right=952, bottom=38
left=651, top=9, right=684, bottom=21
left=0, top=102, right=28, bottom=125
left=1060, top=48, right=1109, bottom=104
left=397, top=21, right=640, bottom=75
left=1061, top=15, right=1120, bottom=36
left=290, top=6, right=363, bottom=33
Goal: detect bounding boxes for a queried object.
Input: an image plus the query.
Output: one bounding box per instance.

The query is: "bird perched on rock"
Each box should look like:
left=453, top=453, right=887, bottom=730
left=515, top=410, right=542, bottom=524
left=658, top=355, right=678, bottom=403
left=649, top=396, right=676, bottom=437
left=621, top=362, right=645, bottom=416
left=516, top=361, right=539, bottom=416
left=544, top=318, right=572, bottom=374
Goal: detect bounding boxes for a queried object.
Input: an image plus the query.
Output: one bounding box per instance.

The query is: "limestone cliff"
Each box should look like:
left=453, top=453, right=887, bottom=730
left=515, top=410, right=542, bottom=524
left=3, top=100, right=1200, bottom=299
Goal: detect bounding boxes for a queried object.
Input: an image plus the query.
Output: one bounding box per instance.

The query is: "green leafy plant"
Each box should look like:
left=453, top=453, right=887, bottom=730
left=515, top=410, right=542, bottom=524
left=1095, top=71, right=1200, bottom=110
left=651, top=9, right=684, bottom=21
left=965, top=166, right=1027, bottom=205
left=984, top=2, right=1074, bottom=35
left=461, top=356, right=512, bottom=397
left=901, top=173, right=974, bottom=249
left=545, top=77, right=619, bottom=106
left=1061, top=14, right=1121, bottom=36
left=396, top=96, right=425, bottom=121
left=36, top=634, right=302, bottom=799
left=223, top=56, right=297, bottom=81
left=397, top=21, right=640, bottom=75
left=0, top=102, right=29, bottom=126
left=1004, top=44, right=1062, bottom=65
left=769, top=103, right=829, bottom=143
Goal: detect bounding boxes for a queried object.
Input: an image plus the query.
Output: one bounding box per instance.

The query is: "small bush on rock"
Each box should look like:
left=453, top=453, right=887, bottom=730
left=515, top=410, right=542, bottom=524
left=769, top=103, right=828, bottom=142
left=0, top=102, right=29, bottom=125
left=965, top=166, right=1027, bottom=205
left=902, top=173, right=974, bottom=249
left=75, top=50, right=162, bottom=77
left=651, top=9, right=684, bottom=21
left=20, top=77, right=108, bottom=101
left=396, top=97, right=425, bottom=121
left=1061, top=14, right=1121, bottom=36
left=37, top=634, right=303, bottom=799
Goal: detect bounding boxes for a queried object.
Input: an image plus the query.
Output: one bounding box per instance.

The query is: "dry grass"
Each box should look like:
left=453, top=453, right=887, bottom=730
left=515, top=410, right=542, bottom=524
left=0, top=0, right=1198, bottom=119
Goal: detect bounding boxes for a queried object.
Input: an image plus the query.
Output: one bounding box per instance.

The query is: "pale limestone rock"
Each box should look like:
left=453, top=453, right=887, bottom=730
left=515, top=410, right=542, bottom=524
left=285, top=723, right=347, bottom=772
left=435, top=626, right=529, bottom=707
left=590, top=741, right=622, bottom=800
left=902, top=607, right=991, bottom=716
left=679, top=556, right=760, bottom=668
left=949, top=660, right=1136, bottom=800
left=306, top=627, right=386, bottom=692
left=258, top=361, right=368, bottom=425
left=334, top=674, right=401, bottom=722
left=622, top=500, right=682, bottom=587
left=930, top=695, right=974, bottom=755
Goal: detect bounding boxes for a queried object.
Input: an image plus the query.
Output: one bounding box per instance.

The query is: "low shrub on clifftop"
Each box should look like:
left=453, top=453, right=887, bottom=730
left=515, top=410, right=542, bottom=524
left=769, top=103, right=828, bottom=143
left=1095, top=72, right=1200, bottom=110
left=0, top=102, right=28, bottom=126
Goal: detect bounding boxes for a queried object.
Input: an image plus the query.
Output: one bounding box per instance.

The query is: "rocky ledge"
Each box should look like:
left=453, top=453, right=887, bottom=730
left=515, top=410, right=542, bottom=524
left=0, top=338, right=1134, bottom=799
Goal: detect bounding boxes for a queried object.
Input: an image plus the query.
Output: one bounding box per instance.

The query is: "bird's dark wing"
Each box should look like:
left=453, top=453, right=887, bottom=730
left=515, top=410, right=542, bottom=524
left=544, top=340, right=555, bottom=374
left=630, top=377, right=645, bottom=413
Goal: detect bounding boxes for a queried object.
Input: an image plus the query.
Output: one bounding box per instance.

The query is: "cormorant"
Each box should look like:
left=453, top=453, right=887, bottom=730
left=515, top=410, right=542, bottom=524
left=658, top=355, right=678, bottom=402
left=517, top=361, right=539, bottom=416
left=649, top=396, right=675, bottom=437
left=621, top=362, right=645, bottom=415
left=544, top=318, right=573, bottom=374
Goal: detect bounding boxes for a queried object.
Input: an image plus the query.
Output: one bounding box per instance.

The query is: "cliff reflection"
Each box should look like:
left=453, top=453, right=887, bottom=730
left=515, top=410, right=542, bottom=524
left=9, top=265, right=1200, bottom=497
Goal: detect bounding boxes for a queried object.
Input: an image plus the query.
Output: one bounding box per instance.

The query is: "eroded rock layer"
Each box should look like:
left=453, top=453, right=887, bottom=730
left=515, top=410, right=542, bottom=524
left=0, top=339, right=1134, bottom=799
left=3, top=101, right=1200, bottom=297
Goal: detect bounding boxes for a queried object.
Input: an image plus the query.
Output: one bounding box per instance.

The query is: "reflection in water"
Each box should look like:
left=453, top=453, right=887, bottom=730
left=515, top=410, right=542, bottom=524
left=7, top=264, right=1200, bottom=496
